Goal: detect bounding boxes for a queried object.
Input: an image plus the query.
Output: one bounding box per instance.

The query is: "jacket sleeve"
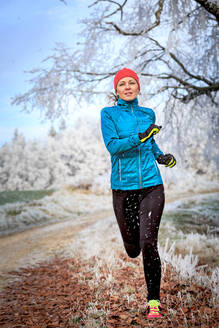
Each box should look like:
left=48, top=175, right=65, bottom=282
left=101, top=109, right=141, bottom=156
left=151, top=138, right=164, bottom=159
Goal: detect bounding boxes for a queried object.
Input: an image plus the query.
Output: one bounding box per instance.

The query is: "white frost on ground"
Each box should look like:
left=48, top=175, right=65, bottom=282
left=173, top=232, right=219, bottom=259
left=61, top=211, right=218, bottom=300
left=0, top=187, right=218, bottom=300
left=160, top=239, right=219, bottom=302
left=0, top=188, right=112, bottom=235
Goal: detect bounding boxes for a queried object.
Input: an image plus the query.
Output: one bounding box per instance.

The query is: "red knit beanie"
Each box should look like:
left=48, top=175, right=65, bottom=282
left=114, top=68, right=140, bottom=93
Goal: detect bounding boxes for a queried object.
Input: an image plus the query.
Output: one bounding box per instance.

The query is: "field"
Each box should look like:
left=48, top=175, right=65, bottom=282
left=0, top=188, right=218, bottom=327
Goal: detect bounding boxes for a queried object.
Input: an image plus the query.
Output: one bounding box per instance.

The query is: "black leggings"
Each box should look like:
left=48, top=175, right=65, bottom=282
left=112, top=184, right=165, bottom=301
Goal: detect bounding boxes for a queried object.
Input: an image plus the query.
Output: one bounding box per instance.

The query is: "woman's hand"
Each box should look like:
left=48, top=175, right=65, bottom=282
left=139, top=124, right=162, bottom=143
left=157, top=154, right=176, bottom=168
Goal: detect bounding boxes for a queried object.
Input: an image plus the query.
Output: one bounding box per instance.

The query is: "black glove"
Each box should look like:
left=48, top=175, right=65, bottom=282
left=157, top=154, right=176, bottom=168
left=139, top=124, right=162, bottom=143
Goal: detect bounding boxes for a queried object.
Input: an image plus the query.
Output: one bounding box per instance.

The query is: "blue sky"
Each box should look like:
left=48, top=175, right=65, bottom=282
left=0, top=0, right=89, bottom=146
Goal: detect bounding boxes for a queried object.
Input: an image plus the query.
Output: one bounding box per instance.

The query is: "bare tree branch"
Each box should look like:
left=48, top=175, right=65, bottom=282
left=148, top=37, right=215, bottom=86
left=12, top=0, right=219, bottom=120
left=89, top=0, right=128, bottom=20
left=105, top=0, right=164, bottom=35
left=194, top=0, right=219, bottom=21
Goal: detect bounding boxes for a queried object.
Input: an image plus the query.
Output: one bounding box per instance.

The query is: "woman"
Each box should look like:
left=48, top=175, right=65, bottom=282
left=100, top=68, right=176, bottom=319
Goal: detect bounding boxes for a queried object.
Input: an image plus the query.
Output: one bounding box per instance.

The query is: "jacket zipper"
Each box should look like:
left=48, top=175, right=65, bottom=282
left=131, top=105, right=142, bottom=189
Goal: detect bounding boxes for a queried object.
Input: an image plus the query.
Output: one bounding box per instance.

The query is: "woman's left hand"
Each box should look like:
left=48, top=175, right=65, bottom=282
left=156, top=154, right=176, bottom=168
left=139, top=124, right=162, bottom=143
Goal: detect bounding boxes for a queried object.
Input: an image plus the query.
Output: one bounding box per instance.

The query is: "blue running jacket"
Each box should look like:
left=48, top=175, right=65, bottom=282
left=101, top=98, right=164, bottom=190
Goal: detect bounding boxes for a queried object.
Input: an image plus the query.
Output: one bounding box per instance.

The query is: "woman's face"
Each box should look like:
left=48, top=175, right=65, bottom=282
left=116, top=77, right=139, bottom=101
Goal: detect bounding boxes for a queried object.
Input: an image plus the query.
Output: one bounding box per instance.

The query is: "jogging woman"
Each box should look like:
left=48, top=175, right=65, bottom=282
left=100, top=68, right=176, bottom=319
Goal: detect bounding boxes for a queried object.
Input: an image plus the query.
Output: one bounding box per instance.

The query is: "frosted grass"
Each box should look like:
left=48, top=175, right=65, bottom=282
left=160, top=238, right=199, bottom=279
left=0, top=190, right=54, bottom=206
left=160, top=239, right=219, bottom=302
left=61, top=190, right=218, bottom=300
left=0, top=187, right=112, bottom=235
left=63, top=213, right=218, bottom=300
left=0, top=187, right=217, bottom=298
left=160, top=193, right=219, bottom=269
left=164, top=192, right=219, bottom=224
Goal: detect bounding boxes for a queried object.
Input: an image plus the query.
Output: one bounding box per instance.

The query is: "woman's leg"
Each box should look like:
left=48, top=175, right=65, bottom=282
left=112, top=189, right=141, bottom=258
left=138, top=184, right=165, bottom=301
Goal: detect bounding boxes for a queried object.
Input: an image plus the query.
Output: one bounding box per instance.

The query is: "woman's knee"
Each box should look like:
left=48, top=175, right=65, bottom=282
left=124, top=241, right=141, bottom=258
left=140, top=239, right=157, bottom=253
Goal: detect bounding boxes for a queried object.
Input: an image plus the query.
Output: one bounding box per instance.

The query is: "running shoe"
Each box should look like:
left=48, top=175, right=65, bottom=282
left=146, top=299, right=162, bottom=318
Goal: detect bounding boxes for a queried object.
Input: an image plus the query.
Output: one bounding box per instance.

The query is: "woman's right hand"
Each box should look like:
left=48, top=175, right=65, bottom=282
left=139, top=124, right=162, bottom=143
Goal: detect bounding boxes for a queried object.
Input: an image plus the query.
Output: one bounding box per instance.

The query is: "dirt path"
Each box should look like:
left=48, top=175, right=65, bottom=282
left=0, top=208, right=113, bottom=289
left=1, top=188, right=217, bottom=291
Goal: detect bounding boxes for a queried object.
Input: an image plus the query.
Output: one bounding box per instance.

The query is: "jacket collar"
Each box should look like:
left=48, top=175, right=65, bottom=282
left=117, top=97, right=138, bottom=109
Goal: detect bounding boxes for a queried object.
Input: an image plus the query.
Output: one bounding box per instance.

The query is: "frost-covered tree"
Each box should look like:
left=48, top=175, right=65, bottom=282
left=12, top=0, right=218, bottom=121
left=6, top=0, right=218, bottom=191
left=59, top=118, right=67, bottom=131
left=12, top=128, right=20, bottom=141
left=0, top=110, right=217, bottom=192
left=0, top=117, right=110, bottom=191
left=48, top=126, right=57, bottom=138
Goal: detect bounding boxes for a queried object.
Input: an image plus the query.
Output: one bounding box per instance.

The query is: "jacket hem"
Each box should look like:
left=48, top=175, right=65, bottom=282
left=111, top=179, right=163, bottom=190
